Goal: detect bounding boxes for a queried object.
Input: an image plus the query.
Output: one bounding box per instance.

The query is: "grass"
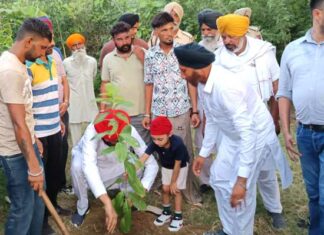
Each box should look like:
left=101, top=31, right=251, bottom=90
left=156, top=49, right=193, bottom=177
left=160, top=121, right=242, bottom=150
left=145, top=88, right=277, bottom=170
left=0, top=129, right=309, bottom=235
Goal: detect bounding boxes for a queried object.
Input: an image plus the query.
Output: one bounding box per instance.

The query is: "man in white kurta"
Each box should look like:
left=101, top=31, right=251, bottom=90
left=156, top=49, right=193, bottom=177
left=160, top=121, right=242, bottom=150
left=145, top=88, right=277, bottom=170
left=173, top=42, right=292, bottom=235
left=214, top=14, right=286, bottom=229
left=70, top=122, right=158, bottom=226
left=63, top=33, right=99, bottom=146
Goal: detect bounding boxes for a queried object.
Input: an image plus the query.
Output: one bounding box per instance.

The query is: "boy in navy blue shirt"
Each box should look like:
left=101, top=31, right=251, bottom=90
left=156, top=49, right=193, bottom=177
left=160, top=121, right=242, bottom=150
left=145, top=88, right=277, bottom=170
left=141, top=116, right=189, bottom=232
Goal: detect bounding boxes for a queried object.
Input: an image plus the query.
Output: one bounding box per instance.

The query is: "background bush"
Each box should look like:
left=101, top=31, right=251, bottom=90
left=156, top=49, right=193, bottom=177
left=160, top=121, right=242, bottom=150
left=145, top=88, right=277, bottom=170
left=0, top=0, right=311, bottom=59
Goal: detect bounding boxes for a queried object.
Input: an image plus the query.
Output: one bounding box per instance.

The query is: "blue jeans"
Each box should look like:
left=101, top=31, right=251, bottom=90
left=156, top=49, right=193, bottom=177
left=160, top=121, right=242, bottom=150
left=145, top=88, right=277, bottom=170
left=297, top=125, right=324, bottom=235
left=0, top=144, right=45, bottom=235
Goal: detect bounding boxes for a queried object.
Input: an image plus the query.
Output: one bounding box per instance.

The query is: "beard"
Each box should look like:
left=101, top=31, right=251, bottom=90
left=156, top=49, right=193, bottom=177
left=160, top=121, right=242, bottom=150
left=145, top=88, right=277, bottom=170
left=202, top=35, right=219, bottom=52
left=25, top=46, right=39, bottom=62
left=225, top=37, right=245, bottom=53
left=116, top=44, right=131, bottom=53
left=72, top=47, right=87, bottom=64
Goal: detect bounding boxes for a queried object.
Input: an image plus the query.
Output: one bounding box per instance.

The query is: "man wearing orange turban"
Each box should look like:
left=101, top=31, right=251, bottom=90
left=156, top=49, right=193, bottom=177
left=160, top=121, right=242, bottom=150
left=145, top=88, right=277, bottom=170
left=214, top=13, right=289, bottom=232
left=70, top=109, right=158, bottom=230
left=63, top=33, right=98, bottom=147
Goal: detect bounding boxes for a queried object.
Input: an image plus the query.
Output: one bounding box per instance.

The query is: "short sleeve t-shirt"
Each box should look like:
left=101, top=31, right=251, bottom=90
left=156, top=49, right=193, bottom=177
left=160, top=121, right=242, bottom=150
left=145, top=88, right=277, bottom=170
left=145, top=135, right=189, bottom=169
left=0, top=51, right=35, bottom=156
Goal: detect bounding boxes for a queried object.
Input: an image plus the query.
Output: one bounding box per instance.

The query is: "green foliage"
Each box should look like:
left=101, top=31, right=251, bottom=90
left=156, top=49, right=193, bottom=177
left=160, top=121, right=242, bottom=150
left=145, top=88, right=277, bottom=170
left=0, top=0, right=311, bottom=61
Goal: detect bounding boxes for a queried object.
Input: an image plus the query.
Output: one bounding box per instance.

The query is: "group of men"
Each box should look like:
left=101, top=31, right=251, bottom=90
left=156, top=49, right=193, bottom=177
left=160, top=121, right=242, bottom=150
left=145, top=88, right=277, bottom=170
left=0, top=0, right=324, bottom=235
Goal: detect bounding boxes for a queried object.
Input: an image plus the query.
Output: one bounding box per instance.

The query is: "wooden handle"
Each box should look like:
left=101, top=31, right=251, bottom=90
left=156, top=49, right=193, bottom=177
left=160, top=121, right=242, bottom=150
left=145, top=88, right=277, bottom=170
left=40, top=191, right=70, bottom=235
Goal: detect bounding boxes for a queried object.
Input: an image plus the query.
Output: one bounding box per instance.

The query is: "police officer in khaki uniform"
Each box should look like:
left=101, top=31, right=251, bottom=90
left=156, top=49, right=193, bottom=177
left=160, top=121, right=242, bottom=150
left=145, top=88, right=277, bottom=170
left=148, top=2, right=193, bottom=46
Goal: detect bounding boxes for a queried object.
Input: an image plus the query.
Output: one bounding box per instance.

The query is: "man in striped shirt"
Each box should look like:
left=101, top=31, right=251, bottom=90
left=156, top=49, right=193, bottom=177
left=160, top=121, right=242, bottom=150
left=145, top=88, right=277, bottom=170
left=27, top=39, right=70, bottom=234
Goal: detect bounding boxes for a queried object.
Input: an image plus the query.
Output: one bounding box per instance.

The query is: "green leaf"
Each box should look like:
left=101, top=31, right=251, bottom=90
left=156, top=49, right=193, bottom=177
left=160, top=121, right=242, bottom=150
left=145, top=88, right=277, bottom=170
left=121, top=125, right=131, bottom=135
left=120, top=200, right=132, bottom=233
left=116, top=113, right=130, bottom=125
left=115, top=142, right=128, bottom=162
left=93, top=113, right=107, bottom=124
left=106, top=119, right=118, bottom=135
left=100, top=146, right=115, bottom=155
left=90, top=130, right=111, bottom=140
left=128, top=192, right=147, bottom=211
left=124, top=161, right=145, bottom=197
left=112, top=191, right=124, bottom=217
left=119, top=134, right=140, bottom=148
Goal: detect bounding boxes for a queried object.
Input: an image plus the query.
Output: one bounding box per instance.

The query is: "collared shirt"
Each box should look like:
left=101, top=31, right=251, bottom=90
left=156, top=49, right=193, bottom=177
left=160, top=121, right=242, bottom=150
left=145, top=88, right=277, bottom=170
left=63, top=54, right=98, bottom=123
left=27, top=56, right=61, bottom=138
left=200, top=64, right=276, bottom=178
left=0, top=51, right=35, bottom=155
left=73, top=124, right=158, bottom=198
left=277, top=29, right=324, bottom=125
left=144, top=43, right=191, bottom=117
left=101, top=48, right=145, bottom=116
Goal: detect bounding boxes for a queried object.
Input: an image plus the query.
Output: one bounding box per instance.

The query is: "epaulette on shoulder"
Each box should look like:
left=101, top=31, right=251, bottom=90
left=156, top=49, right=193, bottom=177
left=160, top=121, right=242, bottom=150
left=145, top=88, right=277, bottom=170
left=181, top=30, right=193, bottom=39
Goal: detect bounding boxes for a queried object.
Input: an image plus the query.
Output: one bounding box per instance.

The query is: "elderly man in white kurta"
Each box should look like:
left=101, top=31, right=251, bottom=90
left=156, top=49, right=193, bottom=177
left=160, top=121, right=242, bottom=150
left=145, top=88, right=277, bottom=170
left=63, top=33, right=99, bottom=146
left=70, top=110, right=158, bottom=227
left=213, top=14, right=286, bottom=229
left=173, top=43, right=292, bottom=235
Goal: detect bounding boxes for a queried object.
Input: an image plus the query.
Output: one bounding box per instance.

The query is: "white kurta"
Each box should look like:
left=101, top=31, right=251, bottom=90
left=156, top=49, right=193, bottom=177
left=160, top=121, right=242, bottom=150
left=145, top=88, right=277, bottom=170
left=214, top=36, right=292, bottom=214
left=199, top=64, right=292, bottom=235
left=63, top=55, right=98, bottom=123
left=71, top=123, right=158, bottom=215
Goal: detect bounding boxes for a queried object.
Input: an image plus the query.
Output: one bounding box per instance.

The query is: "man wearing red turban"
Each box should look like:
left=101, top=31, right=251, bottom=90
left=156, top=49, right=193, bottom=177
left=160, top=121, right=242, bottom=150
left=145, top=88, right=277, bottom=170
left=70, top=110, right=158, bottom=232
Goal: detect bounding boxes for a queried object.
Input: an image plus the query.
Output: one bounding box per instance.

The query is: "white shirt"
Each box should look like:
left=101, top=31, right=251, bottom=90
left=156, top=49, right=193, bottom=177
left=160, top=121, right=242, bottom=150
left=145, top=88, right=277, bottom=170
left=73, top=123, right=158, bottom=198
left=199, top=64, right=276, bottom=179
left=63, top=55, right=98, bottom=123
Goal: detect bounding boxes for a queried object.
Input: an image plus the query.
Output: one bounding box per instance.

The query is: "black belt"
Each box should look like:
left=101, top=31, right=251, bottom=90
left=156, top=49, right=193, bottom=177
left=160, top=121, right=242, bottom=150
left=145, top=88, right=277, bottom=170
left=299, top=122, right=324, bottom=132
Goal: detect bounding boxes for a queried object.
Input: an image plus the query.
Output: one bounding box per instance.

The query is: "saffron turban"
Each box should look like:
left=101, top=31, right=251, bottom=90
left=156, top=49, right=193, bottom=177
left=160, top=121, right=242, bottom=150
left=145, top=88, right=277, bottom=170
left=150, top=116, right=173, bottom=135
left=65, top=33, right=86, bottom=49
left=216, top=14, right=250, bottom=37
left=38, top=16, right=53, bottom=32
left=174, top=43, right=215, bottom=69
left=94, top=109, right=130, bottom=143
left=118, top=13, right=140, bottom=27
left=198, top=9, right=223, bottom=29
left=164, top=2, right=184, bottom=21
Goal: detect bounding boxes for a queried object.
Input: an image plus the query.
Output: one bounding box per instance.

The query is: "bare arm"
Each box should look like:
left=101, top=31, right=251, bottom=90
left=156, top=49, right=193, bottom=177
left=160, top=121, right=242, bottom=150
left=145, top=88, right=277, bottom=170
left=170, top=160, right=181, bottom=195
left=142, top=84, right=153, bottom=129
left=188, top=82, right=200, bottom=128
left=100, top=81, right=109, bottom=111
left=278, top=97, right=301, bottom=160
left=7, top=103, right=44, bottom=194
left=59, top=75, right=70, bottom=116
left=98, top=193, right=117, bottom=234
left=268, top=80, right=280, bottom=134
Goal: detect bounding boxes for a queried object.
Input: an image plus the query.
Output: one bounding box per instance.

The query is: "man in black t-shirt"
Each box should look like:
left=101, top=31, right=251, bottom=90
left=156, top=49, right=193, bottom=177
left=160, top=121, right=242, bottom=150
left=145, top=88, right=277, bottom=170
left=141, top=116, right=188, bottom=232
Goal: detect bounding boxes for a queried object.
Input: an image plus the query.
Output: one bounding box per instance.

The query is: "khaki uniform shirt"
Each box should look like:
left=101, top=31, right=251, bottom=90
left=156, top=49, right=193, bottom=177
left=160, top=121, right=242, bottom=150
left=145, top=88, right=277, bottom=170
left=148, top=29, right=193, bottom=47
left=101, top=48, right=145, bottom=116
left=0, top=51, right=35, bottom=156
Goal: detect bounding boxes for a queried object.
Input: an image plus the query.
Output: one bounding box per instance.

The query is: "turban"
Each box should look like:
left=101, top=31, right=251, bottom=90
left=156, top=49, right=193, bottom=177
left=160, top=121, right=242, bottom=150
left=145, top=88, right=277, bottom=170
left=216, top=14, right=250, bottom=37
left=94, top=109, right=130, bottom=143
left=66, top=33, right=86, bottom=49
left=198, top=9, right=223, bottom=29
left=150, top=116, right=173, bottom=135
left=174, top=43, right=215, bottom=69
left=118, top=13, right=140, bottom=27
left=38, top=16, right=53, bottom=32
left=164, top=2, right=184, bottom=21
left=234, top=7, right=252, bottom=19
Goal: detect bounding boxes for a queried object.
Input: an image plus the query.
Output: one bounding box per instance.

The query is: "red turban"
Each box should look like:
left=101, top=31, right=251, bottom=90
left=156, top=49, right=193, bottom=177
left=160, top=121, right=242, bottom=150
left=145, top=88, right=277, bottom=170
left=150, top=116, right=173, bottom=135
left=94, top=109, right=130, bottom=143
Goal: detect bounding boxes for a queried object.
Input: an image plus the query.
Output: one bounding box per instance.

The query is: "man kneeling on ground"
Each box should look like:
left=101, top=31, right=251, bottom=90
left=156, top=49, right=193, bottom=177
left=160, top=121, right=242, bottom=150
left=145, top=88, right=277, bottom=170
left=70, top=109, right=158, bottom=232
